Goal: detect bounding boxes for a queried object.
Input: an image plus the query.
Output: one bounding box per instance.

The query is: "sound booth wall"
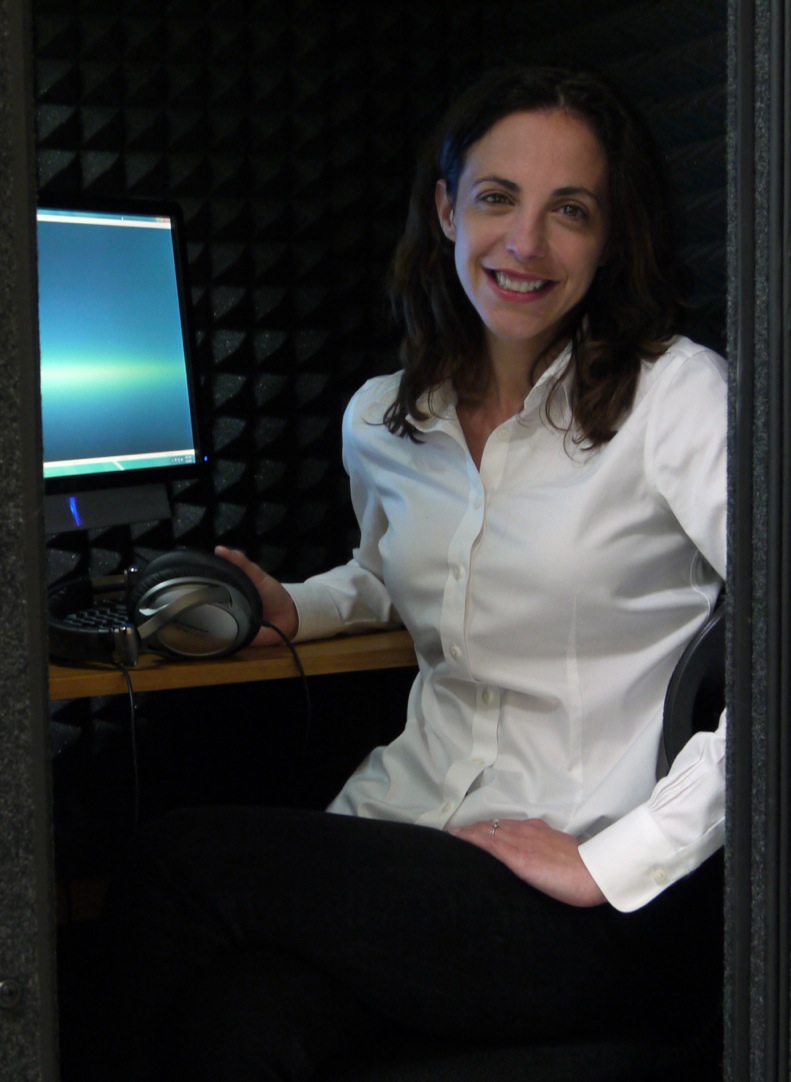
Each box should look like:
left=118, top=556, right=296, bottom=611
left=0, top=1, right=58, bottom=1078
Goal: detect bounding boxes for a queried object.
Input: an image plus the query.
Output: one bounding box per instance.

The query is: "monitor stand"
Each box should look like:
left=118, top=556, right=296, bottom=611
left=44, top=483, right=171, bottom=533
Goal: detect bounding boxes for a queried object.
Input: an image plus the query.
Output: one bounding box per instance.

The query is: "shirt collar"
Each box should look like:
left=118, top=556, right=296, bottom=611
left=529, top=343, right=574, bottom=408
left=409, top=381, right=458, bottom=433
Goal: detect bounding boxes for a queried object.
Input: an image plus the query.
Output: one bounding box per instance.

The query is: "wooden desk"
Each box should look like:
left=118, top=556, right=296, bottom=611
left=48, top=628, right=417, bottom=700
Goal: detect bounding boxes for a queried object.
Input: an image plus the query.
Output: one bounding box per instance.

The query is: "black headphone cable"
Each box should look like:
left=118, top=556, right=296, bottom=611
left=257, top=618, right=313, bottom=752
left=111, top=661, right=141, bottom=846
left=110, top=620, right=312, bottom=846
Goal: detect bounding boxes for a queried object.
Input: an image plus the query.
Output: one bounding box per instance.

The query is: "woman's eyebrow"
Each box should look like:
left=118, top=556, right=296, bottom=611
left=472, top=176, right=603, bottom=207
left=472, top=174, right=520, bottom=192
left=554, top=185, right=603, bottom=206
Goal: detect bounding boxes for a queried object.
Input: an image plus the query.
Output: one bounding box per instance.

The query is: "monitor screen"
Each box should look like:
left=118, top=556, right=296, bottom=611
left=36, top=200, right=205, bottom=531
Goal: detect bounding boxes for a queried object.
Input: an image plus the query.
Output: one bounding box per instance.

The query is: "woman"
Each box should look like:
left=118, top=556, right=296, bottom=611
left=99, top=66, right=726, bottom=1080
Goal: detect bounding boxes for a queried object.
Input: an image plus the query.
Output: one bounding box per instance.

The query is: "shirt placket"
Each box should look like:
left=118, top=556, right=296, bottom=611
left=423, top=420, right=513, bottom=826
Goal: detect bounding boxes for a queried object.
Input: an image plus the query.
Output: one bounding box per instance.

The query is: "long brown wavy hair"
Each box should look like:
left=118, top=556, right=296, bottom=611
left=384, top=65, right=687, bottom=447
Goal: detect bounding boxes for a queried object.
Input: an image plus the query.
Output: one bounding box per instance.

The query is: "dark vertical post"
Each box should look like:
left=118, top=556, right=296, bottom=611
left=0, top=0, right=58, bottom=1079
left=726, top=0, right=790, bottom=1078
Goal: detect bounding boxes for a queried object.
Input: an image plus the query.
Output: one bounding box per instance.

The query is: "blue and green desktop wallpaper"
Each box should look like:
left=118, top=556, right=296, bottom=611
left=37, top=212, right=197, bottom=477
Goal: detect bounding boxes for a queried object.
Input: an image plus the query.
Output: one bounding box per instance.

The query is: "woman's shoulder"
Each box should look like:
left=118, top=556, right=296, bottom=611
left=636, top=335, right=727, bottom=402
left=647, top=335, right=726, bottom=378
left=613, top=337, right=726, bottom=440
left=344, top=372, right=403, bottom=426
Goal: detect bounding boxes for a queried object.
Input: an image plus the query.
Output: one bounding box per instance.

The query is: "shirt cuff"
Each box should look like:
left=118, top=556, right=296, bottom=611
left=282, top=582, right=346, bottom=643
left=577, top=802, right=723, bottom=913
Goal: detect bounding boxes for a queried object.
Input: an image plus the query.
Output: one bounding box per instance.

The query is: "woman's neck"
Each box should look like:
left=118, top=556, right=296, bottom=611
left=467, top=336, right=565, bottom=413
left=454, top=337, right=570, bottom=470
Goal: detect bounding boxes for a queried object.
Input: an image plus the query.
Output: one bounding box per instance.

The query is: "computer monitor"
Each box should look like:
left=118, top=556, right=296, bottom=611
left=37, top=199, right=206, bottom=533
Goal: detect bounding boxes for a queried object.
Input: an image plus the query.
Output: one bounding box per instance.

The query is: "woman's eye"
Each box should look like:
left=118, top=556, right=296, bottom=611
left=479, top=191, right=511, bottom=205
left=558, top=203, right=588, bottom=220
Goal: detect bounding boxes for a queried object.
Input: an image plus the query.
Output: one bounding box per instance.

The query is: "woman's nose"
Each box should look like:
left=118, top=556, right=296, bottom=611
left=505, top=213, right=547, bottom=261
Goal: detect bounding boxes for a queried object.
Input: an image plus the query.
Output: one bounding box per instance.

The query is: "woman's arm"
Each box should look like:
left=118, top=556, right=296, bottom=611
left=578, top=346, right=728, bottom=911
left=218, top=377, right=402, bottom=646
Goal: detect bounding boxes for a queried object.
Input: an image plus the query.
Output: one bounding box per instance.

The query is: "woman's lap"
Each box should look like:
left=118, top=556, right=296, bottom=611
left=95, top=805, right=723, bottom=1080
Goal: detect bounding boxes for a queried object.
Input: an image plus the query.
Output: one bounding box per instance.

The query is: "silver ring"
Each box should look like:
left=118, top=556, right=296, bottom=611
left=489, top=819, right=500, bottom=837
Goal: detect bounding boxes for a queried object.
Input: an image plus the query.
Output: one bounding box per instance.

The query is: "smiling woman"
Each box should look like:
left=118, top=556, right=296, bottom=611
left=435, top=110, right=609, bottom=384
left=94, top=65, right=727, bottom=1082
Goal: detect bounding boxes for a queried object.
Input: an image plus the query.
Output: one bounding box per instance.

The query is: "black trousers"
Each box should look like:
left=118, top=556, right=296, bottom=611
left=94, top=806, right=723, bottom=1081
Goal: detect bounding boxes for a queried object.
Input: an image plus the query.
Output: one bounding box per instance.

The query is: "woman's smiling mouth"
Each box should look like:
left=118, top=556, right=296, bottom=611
left=488, top=269, right=554, bottom=297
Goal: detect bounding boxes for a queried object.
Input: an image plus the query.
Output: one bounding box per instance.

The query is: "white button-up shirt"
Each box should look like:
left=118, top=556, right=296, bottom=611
left=286, top=336, right=727, bottom=912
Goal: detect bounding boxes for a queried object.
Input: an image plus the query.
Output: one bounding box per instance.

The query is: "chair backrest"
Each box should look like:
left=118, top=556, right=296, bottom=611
left=662, top=598, right=726, bottom=765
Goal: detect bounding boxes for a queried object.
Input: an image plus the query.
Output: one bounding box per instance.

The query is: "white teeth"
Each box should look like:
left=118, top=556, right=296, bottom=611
left=494, top=271, right=548, bottom=293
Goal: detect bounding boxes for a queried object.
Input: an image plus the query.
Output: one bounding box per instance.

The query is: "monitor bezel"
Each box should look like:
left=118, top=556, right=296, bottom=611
left=36, top=195, right=209, bottom=500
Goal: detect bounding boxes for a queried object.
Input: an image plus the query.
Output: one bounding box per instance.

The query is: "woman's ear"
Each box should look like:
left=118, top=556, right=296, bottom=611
left=435, top=179, right=456, bottom=240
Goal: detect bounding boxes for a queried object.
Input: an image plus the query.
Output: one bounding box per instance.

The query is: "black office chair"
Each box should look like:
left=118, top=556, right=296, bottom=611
left=663, top=597, right=726, bottom=766
left=315, top=601, right=727, bottom=1082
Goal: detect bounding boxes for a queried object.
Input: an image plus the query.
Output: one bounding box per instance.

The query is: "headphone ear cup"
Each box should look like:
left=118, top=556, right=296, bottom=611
left=48, top=577, right=104, bottom=662
left=128, top=550, right=264, bottom=658
left=47, top=575, right=136, bottom=664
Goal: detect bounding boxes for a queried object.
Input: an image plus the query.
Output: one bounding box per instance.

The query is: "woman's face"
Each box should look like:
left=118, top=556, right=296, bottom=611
left=435, top=108, right=610, bottom=368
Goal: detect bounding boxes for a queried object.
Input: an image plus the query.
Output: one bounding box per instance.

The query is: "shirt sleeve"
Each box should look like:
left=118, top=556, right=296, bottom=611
left=283, top=381, right=403, bottom=643
left=579, top=346, right=728, bottom=912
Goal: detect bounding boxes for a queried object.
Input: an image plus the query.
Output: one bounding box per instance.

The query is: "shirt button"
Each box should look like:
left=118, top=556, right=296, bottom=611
left=497, top=428, right=509, bottom=441
left=442, top=802, right=453, bottom=814
left=473, top=495, right=483, bottom=510
left=449, top=644, right=461, bottom=661
left=482, top=687, right=494, bottom=705
left=652, top=868, right=668, bottom=886
left=452, top=564, right=464, bottom=580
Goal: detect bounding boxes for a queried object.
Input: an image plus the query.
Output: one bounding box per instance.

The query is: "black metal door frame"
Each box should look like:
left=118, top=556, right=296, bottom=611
left=728, top=0, right=790, bottom=1078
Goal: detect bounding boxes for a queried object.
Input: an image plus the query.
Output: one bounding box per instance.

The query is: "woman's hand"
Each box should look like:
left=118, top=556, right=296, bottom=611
left=214, top=546, right=299, bottom=646
left=449, top=818, right=607, bottom=908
